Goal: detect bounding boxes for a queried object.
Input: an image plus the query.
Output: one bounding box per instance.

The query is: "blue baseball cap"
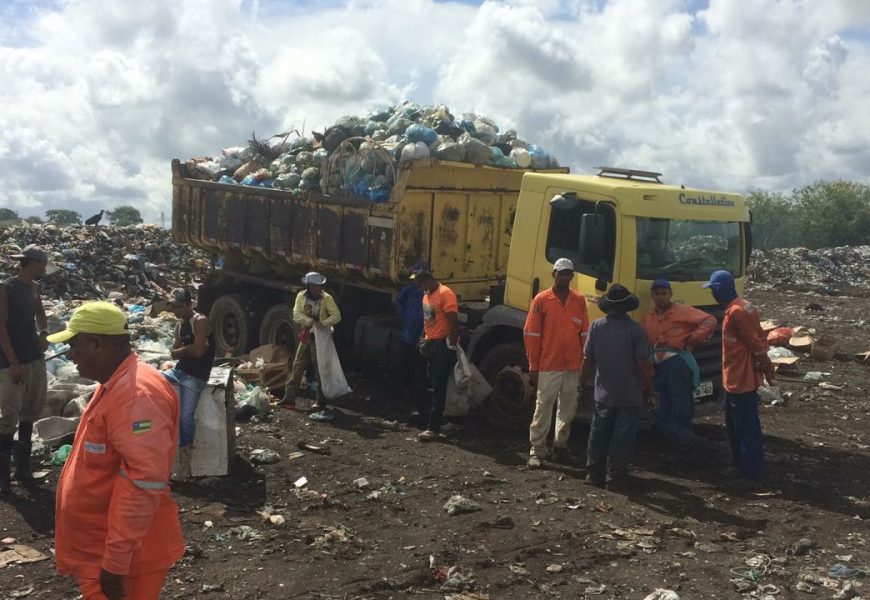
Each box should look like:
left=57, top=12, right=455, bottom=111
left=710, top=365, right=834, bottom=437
left=651, top=279, right=671, bottom=290
left=702, top=270, right=734, bottom=289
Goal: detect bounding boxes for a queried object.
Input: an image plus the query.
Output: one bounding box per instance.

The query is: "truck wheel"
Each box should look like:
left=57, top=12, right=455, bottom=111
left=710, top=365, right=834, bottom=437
left=478, top=342, right=535, bottom=432
left=259, top=304, right=297, bottom=350
left=209, top=294, right=255, bottom=356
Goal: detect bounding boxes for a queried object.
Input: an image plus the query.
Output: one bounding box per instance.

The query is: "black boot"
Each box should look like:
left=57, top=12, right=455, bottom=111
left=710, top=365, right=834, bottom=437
left=0, top=434, right=13, bottom=495
left=13, top=422, right=35, bottom=482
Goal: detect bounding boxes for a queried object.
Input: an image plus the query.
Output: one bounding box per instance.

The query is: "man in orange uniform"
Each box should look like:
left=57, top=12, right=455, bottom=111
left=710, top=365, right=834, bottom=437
left=643, top=279, right=716, bottom=450
left=48, top=302, right=184, bottom=600
left=523, top=258, right=589, bottom=469
left=413, top=269, right=460, bottom=442
left=703, top=270, right=774, bottom=489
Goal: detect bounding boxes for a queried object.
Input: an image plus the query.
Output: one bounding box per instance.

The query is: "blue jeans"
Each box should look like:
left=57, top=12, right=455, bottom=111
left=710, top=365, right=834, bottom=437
left=653, top=356, right=697, bottom=448
left=586, top=403, right=643, bottom=480
left=163, top=367, right=207, bottom=447
left=425, top=339, right=456, bottom=433
left=725, top=390, right=764, bottom=481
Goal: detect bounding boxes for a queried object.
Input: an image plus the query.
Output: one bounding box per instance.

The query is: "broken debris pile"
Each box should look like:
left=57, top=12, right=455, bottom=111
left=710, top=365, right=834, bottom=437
left=0, top=223, right=213, bottom=300
left=749, top=246, right=870, bottom=294
left=186, top=102, right=560, bottom=202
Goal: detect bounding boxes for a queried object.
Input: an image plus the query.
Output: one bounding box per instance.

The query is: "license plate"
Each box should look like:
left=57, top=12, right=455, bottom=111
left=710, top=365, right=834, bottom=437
left=693, top=380, right=713, bottom=399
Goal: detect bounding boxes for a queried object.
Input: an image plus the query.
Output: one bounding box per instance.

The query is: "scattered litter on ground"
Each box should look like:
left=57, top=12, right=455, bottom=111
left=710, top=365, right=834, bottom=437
left=249, top=448, right=281, bottom=465
left=643, top=589, right=680, bottom=600
left=229, top=526, right=263, bottom=542
left=444, top=495, right=482, bottom=516
left=0, top=544, right=49, bottom=568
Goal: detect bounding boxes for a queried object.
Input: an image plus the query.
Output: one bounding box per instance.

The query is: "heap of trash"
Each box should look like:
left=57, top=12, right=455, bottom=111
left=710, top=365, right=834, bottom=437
left=0, top=223, right=214, bottom=300
left=184, top=102, right=561, bottom=202
left=748, top=245, right=870, bottom=295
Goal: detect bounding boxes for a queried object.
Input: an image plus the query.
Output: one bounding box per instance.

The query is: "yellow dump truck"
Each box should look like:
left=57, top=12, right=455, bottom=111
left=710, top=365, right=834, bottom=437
left=172, top=159, right=751, bottom=430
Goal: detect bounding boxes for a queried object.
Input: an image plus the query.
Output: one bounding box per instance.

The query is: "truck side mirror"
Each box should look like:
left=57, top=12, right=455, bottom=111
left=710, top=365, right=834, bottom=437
left=578, top=213, right=605, bottom=267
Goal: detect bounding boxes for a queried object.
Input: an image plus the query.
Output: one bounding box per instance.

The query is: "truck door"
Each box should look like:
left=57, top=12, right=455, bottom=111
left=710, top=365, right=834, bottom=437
left=534, top=189, right=618, bottom=301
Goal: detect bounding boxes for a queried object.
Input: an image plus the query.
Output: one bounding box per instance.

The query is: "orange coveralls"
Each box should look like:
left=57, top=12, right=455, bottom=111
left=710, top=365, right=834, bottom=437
left=55, top=354, right=184, bottom=599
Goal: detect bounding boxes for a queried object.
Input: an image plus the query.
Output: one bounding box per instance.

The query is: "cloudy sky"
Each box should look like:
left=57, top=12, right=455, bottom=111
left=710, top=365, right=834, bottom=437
left=1, top=0, right=869, bottom=224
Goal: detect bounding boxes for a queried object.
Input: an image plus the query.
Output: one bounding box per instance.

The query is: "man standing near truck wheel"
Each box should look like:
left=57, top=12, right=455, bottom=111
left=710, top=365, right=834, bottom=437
left=413, top=269, right=459, bottom=442
left=523, top=258, right=589, bottom=469
left=280, top=272, right=341, bottom=412
left=643, top=279, right=715, bottom=452
left=395, top=262, right=427, bottom=420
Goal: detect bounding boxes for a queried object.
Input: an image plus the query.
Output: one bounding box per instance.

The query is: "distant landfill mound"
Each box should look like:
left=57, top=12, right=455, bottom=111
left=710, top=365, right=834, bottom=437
left=749, top=246, right=870, bottom=295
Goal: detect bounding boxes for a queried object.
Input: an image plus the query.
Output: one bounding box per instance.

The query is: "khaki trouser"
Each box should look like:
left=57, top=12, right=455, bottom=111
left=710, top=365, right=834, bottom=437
left=0, top=360, right=48, bottom=435
left=529, top=370, right=580, bottom=457
left=285, top=340, right=323, bottom=404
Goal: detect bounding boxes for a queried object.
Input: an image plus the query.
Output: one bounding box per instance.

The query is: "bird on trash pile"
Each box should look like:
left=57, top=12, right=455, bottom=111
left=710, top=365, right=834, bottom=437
left=85, top=210, right=104, bottom=226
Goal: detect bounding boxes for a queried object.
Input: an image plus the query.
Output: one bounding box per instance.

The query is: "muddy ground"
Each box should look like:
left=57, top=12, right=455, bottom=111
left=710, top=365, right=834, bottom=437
left=2, top=288, right=868, bottom=599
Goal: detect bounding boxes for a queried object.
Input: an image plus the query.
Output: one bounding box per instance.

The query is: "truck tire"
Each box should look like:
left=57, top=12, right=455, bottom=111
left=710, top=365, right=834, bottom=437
left=259, top=304, right=297, bottom=350
left=478, top=341, right=535, bottom=432
left=209, top=294, right=255, bottom=356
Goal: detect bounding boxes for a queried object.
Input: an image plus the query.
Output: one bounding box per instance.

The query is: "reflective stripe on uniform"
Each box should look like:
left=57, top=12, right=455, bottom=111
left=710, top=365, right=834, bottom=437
left=119, top=468, right=167, bottom=491
left=523, top=332, right=541, bottom=337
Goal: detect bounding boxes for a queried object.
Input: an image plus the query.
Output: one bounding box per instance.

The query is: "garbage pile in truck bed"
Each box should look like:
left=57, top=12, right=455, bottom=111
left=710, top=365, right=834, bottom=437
left=748, top=245, right=870, bottom=295
left=0, top=223, right=214, bottom=300
left=184, top=102, right=560, bottom=202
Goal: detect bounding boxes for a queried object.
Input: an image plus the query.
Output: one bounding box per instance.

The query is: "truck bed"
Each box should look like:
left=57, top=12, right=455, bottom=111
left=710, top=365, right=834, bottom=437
left=171, top=158, right=568, bottom=301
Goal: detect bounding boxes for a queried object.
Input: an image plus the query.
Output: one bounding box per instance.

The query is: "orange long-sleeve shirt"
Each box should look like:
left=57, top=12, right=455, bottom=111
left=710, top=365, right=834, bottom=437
left=722, top=298, right=770, bottom=393
left=643, top=302, right=716, bottom=355
left=523, top=288, right=589, bottom=372
left=55, top=354, right=185, bottom=579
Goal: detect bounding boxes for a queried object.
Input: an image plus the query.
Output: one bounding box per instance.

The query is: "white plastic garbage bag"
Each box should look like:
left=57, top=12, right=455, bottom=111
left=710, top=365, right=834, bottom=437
left=445, top=347, right=492, bottom=417
left=313, top=326, right=351, bottom=400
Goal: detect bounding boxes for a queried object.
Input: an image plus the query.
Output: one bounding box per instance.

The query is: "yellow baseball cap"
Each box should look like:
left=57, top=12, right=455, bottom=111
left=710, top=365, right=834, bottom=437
left=46, top=301, right=130, bottom=343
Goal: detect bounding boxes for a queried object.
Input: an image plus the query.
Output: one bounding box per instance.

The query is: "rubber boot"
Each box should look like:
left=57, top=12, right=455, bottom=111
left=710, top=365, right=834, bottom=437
left=0, top=434, right=14, bottom=496
left=14, top=422, right=35, bottom=482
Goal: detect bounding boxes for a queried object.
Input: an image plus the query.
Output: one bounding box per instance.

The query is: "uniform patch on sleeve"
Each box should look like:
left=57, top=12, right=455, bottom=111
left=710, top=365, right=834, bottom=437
left=132, top=420, right=152, bottom=434
left=84, top=441, right=106, bottom=454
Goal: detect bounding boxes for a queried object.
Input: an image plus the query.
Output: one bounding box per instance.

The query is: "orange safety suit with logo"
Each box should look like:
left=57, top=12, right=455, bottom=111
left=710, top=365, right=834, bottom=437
left=643, top=303, right=716, bottom=361
left=55, top=354, right=184, bottom=594
left=722, top=298, right=771, bottom=393
left=523, top=288, right=589, bottom=371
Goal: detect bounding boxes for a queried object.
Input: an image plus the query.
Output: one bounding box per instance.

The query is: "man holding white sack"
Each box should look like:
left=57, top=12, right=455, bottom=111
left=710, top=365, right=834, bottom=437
left=523, top=258, right=589, bottom=469
left=280, top=272, right=343, bottom=412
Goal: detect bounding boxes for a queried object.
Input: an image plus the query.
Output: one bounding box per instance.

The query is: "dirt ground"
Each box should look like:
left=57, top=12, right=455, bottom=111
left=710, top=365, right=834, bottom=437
left=2, top=288, right=868, bottom=599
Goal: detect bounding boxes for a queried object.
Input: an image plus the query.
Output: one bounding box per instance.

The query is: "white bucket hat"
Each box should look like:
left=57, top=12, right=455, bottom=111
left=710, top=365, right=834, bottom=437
left=302, top=272, right=326, bottom=286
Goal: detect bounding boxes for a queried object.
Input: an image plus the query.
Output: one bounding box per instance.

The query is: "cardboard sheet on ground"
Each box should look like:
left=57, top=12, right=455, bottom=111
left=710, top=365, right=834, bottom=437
left=170, top=365, right=235, bottom=477
left=0, top=545, right=49, bottom=568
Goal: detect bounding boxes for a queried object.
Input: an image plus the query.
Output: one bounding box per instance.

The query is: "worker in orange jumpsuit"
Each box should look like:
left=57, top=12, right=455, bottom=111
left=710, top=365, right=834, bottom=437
left=643, top=279, right=716, bottom=450
left=523, top=258, right=589, bottom=469
left=703, top=270, right=775, bottom=490
left=48, top=302, right=184, bottom=600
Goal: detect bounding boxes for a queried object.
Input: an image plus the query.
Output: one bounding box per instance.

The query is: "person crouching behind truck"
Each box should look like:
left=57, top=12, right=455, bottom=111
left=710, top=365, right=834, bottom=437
left=581, top=284, right=652, bottom=492
left=703, top=270, right=774, bottom=490
left=162, top=288, right=215, bottom=480
left=523, top=258, right=589, bottom=469
left=412, top=269, right=459, bottom=442
left=279, top=272, right=341, bottom=412
left=643, top=279, right=715, bottom=452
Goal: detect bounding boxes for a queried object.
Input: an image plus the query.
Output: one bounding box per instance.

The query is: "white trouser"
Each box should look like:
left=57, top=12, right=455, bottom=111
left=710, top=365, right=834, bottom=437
left=529, top=370, right=580, bottom=456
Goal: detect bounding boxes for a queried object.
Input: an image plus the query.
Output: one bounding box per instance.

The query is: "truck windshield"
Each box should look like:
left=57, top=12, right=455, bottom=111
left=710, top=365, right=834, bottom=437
left=636, top=218, right=742, bottom=281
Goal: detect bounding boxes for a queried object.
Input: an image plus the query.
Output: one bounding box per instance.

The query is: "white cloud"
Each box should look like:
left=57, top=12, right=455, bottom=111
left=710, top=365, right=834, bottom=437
left=0, top=0, right=868, bottom=223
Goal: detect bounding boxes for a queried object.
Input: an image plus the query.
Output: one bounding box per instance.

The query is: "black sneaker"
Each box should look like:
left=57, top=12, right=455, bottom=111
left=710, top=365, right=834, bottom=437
left=584, top=473, right=605, bottom=487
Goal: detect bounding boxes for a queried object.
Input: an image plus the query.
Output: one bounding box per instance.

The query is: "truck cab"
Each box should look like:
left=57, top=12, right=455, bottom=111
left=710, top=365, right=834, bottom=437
left=469, top=168, right=751, bottom=430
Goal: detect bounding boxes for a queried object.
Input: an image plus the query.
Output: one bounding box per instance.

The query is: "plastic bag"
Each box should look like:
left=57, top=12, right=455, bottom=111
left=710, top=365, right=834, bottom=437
left=528, top=144, right=550, bottom=170
left=435, top=139, right=466, bottom=162
left=400, top=143, right=417, bottom=162
left=405, top=123, right=438, bottom=145
left=313, top=326, right=351, bottom=400
left=511, top=147, right=532, bottom=168
left=460, top=133, right=490, bottom=165
left=445, top=347, right=492, bottom=417
left=489, top=146, right=515, bottom=168
left=472, top=118, right=498, bottom=145
left=413, top=141, right=430, bottom=159
left=51, top=444, right=72, bottom=465
left=239, top=386, right=270, bottom=415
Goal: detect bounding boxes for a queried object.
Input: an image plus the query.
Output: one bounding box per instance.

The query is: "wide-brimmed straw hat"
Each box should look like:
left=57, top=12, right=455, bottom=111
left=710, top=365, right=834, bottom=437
left=597, top=284, right=640, bottom=314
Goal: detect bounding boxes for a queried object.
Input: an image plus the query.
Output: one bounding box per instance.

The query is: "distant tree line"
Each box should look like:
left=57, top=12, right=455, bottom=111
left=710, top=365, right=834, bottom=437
left=747, top=180, right=870, bottom=250
left=0, top=206, right=143, bottom=227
